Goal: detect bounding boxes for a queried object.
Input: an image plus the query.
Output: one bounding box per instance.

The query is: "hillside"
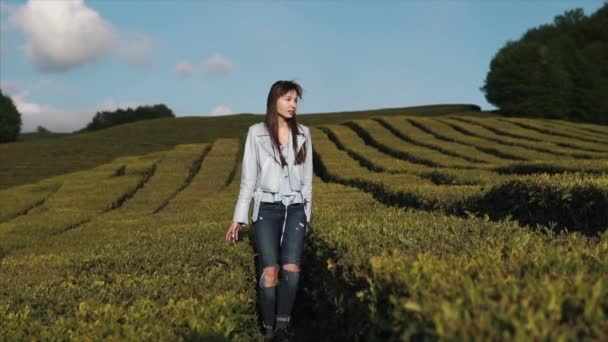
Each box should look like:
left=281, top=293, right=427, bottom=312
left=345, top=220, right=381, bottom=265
left=0, top=104, right=481, bottom=190
left=1, top=110, right=607, bottom=339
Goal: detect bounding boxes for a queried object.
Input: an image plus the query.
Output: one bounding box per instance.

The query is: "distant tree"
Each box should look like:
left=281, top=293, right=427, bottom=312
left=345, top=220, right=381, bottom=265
left=79, top=103, right=175, bottom=132
left=37, top=125, right=51, bottom=133
left=0, top=89, right=22, bottom=143
left=481, top=4, right=608, bottom=124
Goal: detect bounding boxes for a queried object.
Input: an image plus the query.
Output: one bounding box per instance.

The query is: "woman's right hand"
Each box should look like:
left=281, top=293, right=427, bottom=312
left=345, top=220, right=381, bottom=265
left=225, top=221, right=241, bottom=243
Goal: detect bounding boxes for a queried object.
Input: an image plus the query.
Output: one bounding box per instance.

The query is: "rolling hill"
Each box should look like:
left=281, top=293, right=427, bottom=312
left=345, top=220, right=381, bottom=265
left=1, top=104, right=607, bottom=340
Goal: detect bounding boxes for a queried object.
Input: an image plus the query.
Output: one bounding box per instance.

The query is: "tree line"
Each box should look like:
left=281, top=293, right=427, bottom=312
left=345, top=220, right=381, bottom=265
left=75, top=104, right=175, bottom=133
left=482, top=4, right=608, bottom=124
left=0, top=90, right=175, bottom=142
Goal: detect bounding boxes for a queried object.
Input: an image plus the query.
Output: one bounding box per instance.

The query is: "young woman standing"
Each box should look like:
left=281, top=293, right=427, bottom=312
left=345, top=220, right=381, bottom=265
left=225, top=80, right=313, bottom=341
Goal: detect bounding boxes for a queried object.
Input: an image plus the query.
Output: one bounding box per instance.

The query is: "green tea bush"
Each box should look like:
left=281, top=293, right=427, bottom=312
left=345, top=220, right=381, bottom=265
left=451, top=116, right=608, bottom=159
left=295, top=175, right=608, bottom=340
left=377, top=116, right=508, bottom=164
left=469, top=172, right=608, bottom=236
left=0, top=179, right=62, bottom=222
left=0, top=150, right=261, bottom=340
left=408, top=116, right=557, bottom=161
left=312, top=127, right=608, bottom=234
left=344, top=119, right=477, bottom=169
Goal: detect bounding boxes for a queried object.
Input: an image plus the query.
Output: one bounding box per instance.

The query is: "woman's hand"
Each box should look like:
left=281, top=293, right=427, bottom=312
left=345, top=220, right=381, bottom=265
left=225, top=222, right=242, bottom=243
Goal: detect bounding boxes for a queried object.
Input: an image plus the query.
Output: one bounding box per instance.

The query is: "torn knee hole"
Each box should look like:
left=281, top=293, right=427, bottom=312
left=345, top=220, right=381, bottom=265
left=282, top=263, right=300, bottom=272
left=261, top=266, right=279, bottom=287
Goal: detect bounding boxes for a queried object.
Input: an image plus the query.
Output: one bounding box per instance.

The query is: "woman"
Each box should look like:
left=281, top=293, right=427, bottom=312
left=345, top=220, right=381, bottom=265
left=225, top=80, right=313, bottom=340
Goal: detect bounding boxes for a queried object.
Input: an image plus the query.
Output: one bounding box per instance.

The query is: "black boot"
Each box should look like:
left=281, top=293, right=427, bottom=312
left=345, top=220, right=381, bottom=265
left=263, top=326, right=275, bottom=340
left=273, top=326, right=294, bottom=342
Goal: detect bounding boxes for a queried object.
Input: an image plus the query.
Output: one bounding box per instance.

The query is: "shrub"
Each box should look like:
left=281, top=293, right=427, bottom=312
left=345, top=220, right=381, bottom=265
left=0, top=90, right=22, bottom=143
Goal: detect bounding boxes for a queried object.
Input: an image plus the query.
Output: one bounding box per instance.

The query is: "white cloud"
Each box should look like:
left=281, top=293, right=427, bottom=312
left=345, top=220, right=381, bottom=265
left=208, top=105, right=233, bottom=116
left=175, top=54, right=235, bottom=78
left=2, top=77, right=146, bottom=132
left=175, top=60, right=198, bottom=77
left=10, top=0, right=116, bottom=72
left=8, top=0, right=154, bottom=72
left=11, top=89, right=86, bottom=132
left=203, top=53, right=235, bottom=75
left=6, top=85, right=141, bottom=132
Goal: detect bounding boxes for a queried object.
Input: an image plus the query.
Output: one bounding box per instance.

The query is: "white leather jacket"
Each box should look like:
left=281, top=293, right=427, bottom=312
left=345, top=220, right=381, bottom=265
left=232, top=122, right=313, bottom=226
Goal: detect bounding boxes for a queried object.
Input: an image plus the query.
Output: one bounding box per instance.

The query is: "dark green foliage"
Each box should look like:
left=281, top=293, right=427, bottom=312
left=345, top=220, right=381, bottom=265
left=0, top=90, right=22, bottom=143
left=469, top=173, right=608, bottom=236
left=36, top=126, right=51, bottom=134
left=482, top=5, right=608, bottom=124
left=493, top=161, right=608, bottom=175
left=79, top=104, right=175, bottom=132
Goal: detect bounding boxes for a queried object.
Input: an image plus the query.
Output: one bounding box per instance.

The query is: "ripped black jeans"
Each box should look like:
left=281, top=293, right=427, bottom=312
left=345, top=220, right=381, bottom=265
left=253, top=201, right=307, bottom=330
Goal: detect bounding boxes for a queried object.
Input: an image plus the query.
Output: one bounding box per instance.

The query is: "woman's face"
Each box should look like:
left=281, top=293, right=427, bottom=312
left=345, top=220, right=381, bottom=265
left=276, top=89, right=298, bottom=121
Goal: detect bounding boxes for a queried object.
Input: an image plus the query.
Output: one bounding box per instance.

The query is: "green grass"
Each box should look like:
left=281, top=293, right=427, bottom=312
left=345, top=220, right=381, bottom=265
left=0, top=104, right=483, bottom=190
left=378, top=116, right=510, bottom=164
left=1, top=146, right=260, bottom=340
left=452, top=116, right=608, bottom=158
left=1, top=106, right=608, bottom=340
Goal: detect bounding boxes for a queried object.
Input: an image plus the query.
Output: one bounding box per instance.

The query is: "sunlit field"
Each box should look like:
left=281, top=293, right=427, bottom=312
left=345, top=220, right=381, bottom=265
left=1, top=112, right=607, bottom=340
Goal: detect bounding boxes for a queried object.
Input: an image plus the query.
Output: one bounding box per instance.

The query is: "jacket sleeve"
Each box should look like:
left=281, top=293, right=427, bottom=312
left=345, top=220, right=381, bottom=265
left=302, top=127, right=313, bottom=223
left=232, top=126, right=257, bottom=226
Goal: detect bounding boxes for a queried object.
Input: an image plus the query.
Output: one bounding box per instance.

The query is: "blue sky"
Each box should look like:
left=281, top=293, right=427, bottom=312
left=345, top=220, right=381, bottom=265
left=1, top=0, right=605, bottom=132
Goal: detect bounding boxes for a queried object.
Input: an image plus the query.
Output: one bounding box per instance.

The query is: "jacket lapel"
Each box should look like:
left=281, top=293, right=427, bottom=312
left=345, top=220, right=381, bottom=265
left=256, top=125, right=277, bottom=161
left=256, top=124, right=306, bottom=166
left=291, top=133, right=305, bottom=167
left=257, top=135, right=276, bottom=160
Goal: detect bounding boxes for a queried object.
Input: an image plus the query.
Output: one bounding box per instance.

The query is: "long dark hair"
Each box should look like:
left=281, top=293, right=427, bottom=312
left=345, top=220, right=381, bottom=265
left=264, top=80, right=306, bottom=167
